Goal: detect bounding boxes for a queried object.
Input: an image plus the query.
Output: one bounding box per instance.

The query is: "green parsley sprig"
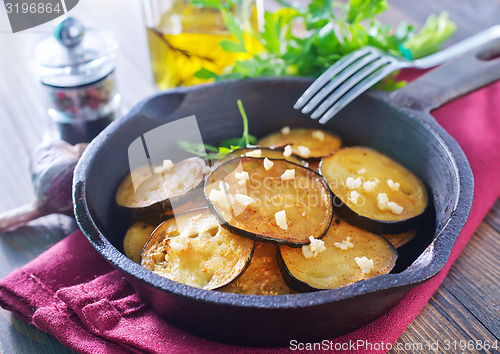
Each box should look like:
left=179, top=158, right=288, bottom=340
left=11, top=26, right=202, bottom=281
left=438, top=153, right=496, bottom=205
left=178, top=99, right=256, bottom=160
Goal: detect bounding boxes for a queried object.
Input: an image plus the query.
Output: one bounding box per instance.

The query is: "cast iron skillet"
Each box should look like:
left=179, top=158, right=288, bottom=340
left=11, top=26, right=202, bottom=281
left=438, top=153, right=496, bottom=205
left=73, top=41, right=500, bottom=346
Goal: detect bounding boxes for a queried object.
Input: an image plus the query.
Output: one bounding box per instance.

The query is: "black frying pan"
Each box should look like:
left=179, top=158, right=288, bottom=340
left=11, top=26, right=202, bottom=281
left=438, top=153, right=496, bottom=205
left=73, top=40, right=500, bottom=346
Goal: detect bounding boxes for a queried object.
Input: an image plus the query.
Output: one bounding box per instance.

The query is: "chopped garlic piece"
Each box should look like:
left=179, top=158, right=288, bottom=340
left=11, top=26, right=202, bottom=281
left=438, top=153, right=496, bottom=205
left=302, top=236, right=326, bottom=259
left=208, top=189, right=229, bottom=209
left=280, top=169, right=295, bottom=180
left=154, top=159, right=174, bottom=174
left=283, top=145, right=293, bottom=157
left=346, top=177, right=362, bottom=190
left=376, top=193, right=389, bottom=210
left=281, top=126, right=291, bottom=135
left=219, top=181, right=230, bottom=191
left=348, top=190, right=361, bottom=205
left=163, top=159, right=174, bottom=170
left=355, top=256, right=374, bottom=274
left=312, top=130, right=325, bottom=141
left=235, top=171, right=249, bottom=180
left=208, top=189, right=220, bottom=202
left=275, top=210, right=288, bottom=230
left=169, top=240, right=187, bottom=252
left=357, top=168, right=366, bottom=174
left=387, top=179, right=400, bottom=191
left=334, top=242, right=348, bottom=250
left=209, top=185, right=234, bottom=208
left=377, top=193, right=403, bottom=214
left=202, top=166, right=211, bottom=175
left=246, top=149, right=262, bottom=158
left=235, top=193, right=255, bottom=207
left=263, top=157, right=274, bottom=171
left=388, top=201, right=403, bottom=214
left=363, top=180, right=377, bottom=193
left=301, top=246, right=314, bottom=259
left=297, top=145, right=311, bottom=158
left=235, top=171, right=250, bottom=185
left=334, top=236, right=355, bottom=250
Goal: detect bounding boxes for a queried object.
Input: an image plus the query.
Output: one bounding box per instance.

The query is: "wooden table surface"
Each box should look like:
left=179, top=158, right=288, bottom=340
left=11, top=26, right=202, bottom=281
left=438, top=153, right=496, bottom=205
left=0, top=0, right=498, bottom=352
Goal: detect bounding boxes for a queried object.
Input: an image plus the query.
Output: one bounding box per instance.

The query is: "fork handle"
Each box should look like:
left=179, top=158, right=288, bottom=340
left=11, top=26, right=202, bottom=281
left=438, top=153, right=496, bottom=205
left=413, top=25, right=500, bottom=69
left=390, top=39, right=500, bottom=112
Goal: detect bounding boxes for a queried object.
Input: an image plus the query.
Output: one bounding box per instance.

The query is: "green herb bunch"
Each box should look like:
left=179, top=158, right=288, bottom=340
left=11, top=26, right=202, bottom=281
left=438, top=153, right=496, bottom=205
left=192, top=0, right=456, bottom=86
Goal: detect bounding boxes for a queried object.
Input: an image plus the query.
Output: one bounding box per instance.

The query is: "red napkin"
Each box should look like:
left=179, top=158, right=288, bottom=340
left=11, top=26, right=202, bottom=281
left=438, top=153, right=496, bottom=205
left=1, top=72, right=499, bottom=353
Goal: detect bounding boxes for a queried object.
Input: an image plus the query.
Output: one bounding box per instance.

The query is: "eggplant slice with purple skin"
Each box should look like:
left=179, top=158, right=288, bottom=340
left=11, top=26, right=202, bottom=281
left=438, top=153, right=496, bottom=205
left=123, top=221, right=156, bottom=264
left=115, top=157, right=206, bottom=214
left=141, top=208, right=255, bottom=290
left=220, top=242, right=296, bottom=295
left=257, top=127, right=342, bottom=159
left=212, top=146, right=308, bottom=169
left=320, top=147, right=428, bottom=234
left=278, top=218, right=398, bottom=292
left=383, top=229, right=418, bottom=248
left=205, top=157, right=334, bottom=247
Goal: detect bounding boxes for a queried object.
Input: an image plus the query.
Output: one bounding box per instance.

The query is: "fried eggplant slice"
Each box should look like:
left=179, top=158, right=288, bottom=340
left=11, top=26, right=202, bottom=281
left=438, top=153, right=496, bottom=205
left=278, top=218, right=398, bottom=291
left=320, top=147, right=427, bottom=233
left=135, top=190, right=208, bottom=225
left=383, top=229, right=417, bottom=248
left=205, top=157, right=333, bottom=246
left=123, top=221, right=156, bottom=264
left=141, top=208, right=254, bottom=290
left=220, top=242, right=295, bottom=295
left=257, top=128, right=342, bottom=159
left=213, top=147, right=308, bottom=169
left=116, top=157, right=206, bottom=212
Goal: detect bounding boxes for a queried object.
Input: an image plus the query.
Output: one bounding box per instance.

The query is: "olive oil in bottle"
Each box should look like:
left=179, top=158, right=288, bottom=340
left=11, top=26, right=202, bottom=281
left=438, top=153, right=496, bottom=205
left=144, top=1, right=260, bottom=89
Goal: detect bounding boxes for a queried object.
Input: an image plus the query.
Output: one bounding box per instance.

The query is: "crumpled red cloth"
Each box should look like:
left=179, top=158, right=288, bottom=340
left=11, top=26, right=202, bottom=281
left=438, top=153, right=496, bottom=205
left=1, top=71, right=499, bottom=353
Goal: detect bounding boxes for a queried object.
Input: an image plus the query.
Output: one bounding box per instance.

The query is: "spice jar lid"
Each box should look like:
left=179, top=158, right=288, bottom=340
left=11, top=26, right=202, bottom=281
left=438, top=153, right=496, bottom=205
left=32, top=17, right=118, bottom=87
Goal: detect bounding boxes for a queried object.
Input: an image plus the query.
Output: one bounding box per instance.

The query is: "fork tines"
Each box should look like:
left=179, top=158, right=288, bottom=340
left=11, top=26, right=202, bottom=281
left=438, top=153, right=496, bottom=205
left=294, top=47, right=399, bottom=124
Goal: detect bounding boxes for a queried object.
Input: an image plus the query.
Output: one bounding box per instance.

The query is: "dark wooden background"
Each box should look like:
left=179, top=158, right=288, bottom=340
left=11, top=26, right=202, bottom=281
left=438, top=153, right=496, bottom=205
left=0, top=0, right=498, bottom=352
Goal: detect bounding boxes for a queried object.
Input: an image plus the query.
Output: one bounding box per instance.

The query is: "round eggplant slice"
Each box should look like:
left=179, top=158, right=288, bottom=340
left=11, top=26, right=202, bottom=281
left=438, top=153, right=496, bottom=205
left=205, top=157, right=333, bottom=246
left=257, top=128, right=342, bottom=159
left=116, top=157, right=206, bottom=212
left=220, top=242, right=295, bottom=295
left=278, top=218, right=398, bottom=291
left=134, top=190, right=208, bottom=225
left=141, top=208, right=255, bottom=290
left=123, top=221, right=156, bottom=264
left=213, top=147, right=308, bottom=169
left=383, top=229, right=417, bottom=248
left=320, top=147, right=428, bottom=234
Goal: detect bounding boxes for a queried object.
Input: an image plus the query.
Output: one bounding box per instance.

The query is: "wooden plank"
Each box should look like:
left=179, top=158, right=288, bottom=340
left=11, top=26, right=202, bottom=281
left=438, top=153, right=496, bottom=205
left=442, top=220, right=500, bottom=339
left=0, top=37, right=50, bottom=154
left=390, top=286, right=498, bottom=353
left=485, top=199, right=500, bottom=232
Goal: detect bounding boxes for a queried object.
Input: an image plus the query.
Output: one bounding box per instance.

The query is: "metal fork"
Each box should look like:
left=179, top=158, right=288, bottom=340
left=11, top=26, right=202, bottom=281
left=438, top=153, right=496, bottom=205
left=294, top=25, right=500, bottom=124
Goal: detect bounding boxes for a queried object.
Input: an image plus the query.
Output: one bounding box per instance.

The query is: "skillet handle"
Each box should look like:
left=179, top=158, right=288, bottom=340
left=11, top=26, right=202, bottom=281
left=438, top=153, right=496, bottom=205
left=389, top=39, right=500, bottom=112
